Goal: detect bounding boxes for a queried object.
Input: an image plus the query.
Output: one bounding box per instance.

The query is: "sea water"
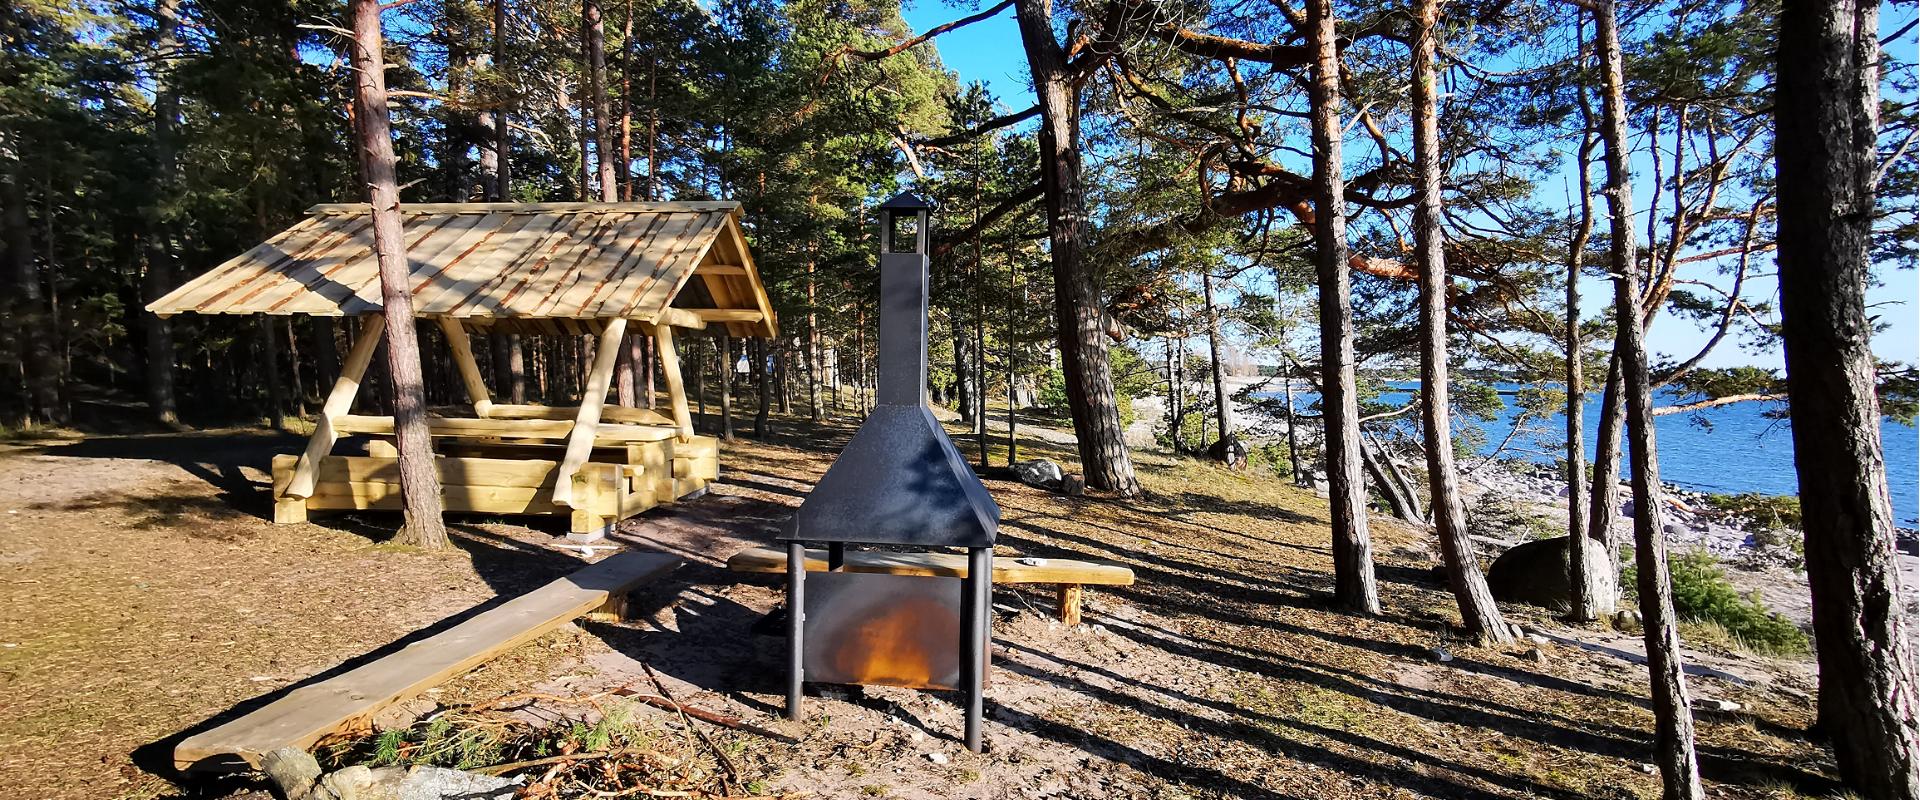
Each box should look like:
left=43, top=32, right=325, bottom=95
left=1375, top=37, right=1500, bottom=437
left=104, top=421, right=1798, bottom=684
left=1253, top=382, right=1920, bottom=527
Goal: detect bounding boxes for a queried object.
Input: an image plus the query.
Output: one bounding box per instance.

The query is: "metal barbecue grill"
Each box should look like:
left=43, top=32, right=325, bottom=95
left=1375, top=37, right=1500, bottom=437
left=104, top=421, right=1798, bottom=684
left=781, top=192, right=1001, bottom=752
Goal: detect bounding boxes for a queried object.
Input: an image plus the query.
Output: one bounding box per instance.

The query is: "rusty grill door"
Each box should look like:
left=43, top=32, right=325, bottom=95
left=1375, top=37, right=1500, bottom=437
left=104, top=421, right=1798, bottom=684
left=802, top=572, right=987, bottom=691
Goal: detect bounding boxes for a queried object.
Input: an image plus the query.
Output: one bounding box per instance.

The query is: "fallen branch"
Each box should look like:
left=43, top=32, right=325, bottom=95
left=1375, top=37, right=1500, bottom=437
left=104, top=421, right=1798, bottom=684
left=613, top=691, right=799, bottom=744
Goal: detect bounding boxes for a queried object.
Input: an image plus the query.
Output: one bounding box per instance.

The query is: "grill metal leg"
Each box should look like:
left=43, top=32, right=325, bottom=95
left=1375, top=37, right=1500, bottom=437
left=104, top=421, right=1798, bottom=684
left=962, top=546, right=991, bottom=752
left=786, top=541, right=805, bottom=721
left=827, top=542, right=845, bottom=571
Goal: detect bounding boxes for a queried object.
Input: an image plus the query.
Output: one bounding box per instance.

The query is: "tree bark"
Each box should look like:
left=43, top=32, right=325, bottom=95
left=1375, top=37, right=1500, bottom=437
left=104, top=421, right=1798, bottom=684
left=720, top=335, right=736, bottom=440
left=259, top=316, right=285, bottom=432
left=492, top=0, right=510, bottom=201
left=1306, top=0, right=1377, bottom=614
left=1776, top=1, right=1920, bottom=795
left=1360, top=433, right=1418, bottom=523
left=1412, top=0, right=1511, bottom=643
left=3, top=132, right=63, bottom=427
left=1203, top=272, right=1232, bottom=448
left=144, top=0, right=181, bottom=427
left=1596, top=3, right=1701, bottom=796
left=1013, top=0, right=1139, bottom=496
left=584, top=0, right=617, bottom=202
left=755, top=337, right=770, bottom=437
left=350, top=0, right=448, bottom=549
left=1566, top=47, right=1608, bottom=621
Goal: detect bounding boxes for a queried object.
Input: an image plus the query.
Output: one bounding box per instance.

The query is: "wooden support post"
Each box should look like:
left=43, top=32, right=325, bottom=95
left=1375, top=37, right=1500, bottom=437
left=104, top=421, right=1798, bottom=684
left=1057, top=584, right=1084, bottom=626
left=552, top=317, right=627, bottom=508
left=436, top=316, right=495, bottom=417
left=653, top=324, right=694, bottom=441
left=285, top=315, right=386, bottom=500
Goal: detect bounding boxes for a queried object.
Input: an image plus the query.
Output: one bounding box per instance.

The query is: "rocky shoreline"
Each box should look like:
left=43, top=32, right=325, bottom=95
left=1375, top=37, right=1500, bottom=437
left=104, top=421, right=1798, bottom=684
left=1138, top=376, right=1920, bottom=639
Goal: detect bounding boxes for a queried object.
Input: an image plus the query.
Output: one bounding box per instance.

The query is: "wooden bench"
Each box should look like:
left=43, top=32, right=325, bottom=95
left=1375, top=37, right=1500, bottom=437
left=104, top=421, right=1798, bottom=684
left=725, top=547, right=1134, bottom=626
left=173, top=551, right=681, bottom=773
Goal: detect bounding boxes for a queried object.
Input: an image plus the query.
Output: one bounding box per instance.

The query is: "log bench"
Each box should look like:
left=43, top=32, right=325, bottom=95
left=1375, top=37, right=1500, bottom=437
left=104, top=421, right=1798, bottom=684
left=173, top=551, right=681, bottom=773
left=724, top=547, right=1135, bottom=625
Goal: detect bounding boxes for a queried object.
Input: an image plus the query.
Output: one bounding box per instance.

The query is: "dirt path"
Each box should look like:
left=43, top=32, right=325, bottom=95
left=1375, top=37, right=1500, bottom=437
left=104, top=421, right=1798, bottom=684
left=0, top=421, right=1837, bottom=800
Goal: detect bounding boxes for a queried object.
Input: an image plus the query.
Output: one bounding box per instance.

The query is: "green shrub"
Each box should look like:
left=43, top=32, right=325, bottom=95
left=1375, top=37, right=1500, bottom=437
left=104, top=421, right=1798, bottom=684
left=1117, top=393, right=1136, bottom=429
left=1625, top=552, right=1808, bottom=656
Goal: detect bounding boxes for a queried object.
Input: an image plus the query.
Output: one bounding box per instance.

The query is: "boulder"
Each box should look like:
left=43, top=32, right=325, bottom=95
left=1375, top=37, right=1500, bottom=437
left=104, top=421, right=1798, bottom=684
left=1485, top=535, right=1611, bottom=610
left=1012, top=459, right=1064, bottom=489
left=1059, top=473, right=1087, bottom=496
left=1208, top=435, right=1249, bottom=470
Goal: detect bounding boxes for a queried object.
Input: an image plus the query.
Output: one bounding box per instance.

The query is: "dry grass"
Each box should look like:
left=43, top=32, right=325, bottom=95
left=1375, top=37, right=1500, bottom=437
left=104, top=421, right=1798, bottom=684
left=0, top=416, right=1837, bottom=799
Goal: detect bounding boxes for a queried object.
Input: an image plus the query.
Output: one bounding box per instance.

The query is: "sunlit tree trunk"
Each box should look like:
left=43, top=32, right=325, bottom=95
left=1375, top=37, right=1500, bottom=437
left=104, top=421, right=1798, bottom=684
left=1595, top=3, right=1700, bottom=795
left=350, top=0, right=448, bottom=548
left=1566, top=32, right=1611, bottom=620
left=1014, top=0, right=1139, bottom=496
left=1412, top=0, right=1512, bottom=643
left=1306, top=0, right=1377, bottom=614
left=1776, top=1, right=1920, bottom=795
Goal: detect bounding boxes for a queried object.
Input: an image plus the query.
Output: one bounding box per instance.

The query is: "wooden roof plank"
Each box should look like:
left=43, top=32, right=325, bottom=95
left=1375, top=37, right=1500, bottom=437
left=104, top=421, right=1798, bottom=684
left=421, top=212, right=573, bottom=316
left=167, top=215, right=358, bottom=315
left=622, top=213, right=728, bottom=320
left=526, top=213, right=631, bottom=318
left=545, top=212, right=669, bottom=317
left=334, top=212, right=507, bottom=315
left=269, top=213, right=479, bottom=316
left=588, top=211, right=703, bottom=319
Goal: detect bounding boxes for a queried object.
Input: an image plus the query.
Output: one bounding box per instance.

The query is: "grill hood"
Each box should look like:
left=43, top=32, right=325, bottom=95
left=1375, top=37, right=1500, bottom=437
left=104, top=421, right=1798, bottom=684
left=784, top=242, right=1000, bottom=548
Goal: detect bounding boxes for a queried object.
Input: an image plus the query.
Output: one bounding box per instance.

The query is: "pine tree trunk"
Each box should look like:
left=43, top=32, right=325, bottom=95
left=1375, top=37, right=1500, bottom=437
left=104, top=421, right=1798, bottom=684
left=350, top=0, right=448, bottom=549
left=583, top=0, right=616, bottom=201
left=721, top=333, right=733, bottom=439
left=144, top=0, right=181, bottom=427
left=1014, top=0, right=1138, bottom=496
left=1777, top=1, right=1920, bottom=795
left=1596, top=3, right=1701, bottom=795
left=1360, top=434, right=1418, bottom=522
left=974, top=240, right=988, bottom=464
left=952, top=325, right=974, bottom=422
left=1566, top=64, right=1609, bottom=621
left=1306, top=0, right=1377, bottom=614
left=755, top=338, right=770, bottom=437
left=1203, top=272, right=1231, bottom=448
left=260, top=316, right=285, bottom=432
left=805, top=253, right=822, bottom=421
left=492, top=0, right=510, bottom=201
left=1412, top=0, right=1511, bottom=643
left=1167, top=337, right=1185, bottom=454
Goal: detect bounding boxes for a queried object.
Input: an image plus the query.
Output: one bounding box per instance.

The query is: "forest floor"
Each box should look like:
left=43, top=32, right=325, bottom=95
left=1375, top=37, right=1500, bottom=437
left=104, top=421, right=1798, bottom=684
left=0, top=412, right=1841, bottom=800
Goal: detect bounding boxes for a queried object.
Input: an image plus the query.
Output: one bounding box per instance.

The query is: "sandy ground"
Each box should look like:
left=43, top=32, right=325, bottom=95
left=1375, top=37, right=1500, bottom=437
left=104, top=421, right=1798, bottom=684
left=0, top=418, right=1842, bottom=800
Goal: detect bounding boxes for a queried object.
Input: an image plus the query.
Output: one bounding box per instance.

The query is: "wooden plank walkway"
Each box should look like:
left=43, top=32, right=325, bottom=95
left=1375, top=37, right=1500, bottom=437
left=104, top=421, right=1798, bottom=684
left=174, top=551, right=681, bottom=772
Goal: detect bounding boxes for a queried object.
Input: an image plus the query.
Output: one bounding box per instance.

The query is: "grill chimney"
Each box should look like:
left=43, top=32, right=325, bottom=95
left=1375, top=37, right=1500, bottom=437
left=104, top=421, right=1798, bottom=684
left=781, top=193, right=1000, bottom=548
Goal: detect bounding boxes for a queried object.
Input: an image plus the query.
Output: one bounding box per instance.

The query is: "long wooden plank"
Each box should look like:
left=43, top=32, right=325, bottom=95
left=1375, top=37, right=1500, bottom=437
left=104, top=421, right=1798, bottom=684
left=308, top=482, right=561, bottom=514
left=483, top=403, right=676, bottom=427
left=654, top=324, right=694, bottom=440
left=726, top=547, right=1136, bottom=586
left=173, top=551, right=682, bottom=773
left=333, top=414, right=677, bottom=443
left=315, top=455, right=560, bottom=488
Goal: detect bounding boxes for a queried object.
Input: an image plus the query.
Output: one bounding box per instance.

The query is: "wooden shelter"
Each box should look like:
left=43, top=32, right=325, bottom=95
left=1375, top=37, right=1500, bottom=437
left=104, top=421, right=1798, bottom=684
left=148, top=201, right=777, bottom=540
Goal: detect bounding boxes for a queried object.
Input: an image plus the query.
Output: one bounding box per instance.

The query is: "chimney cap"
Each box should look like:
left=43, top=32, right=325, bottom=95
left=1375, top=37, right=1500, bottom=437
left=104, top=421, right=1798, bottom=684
left=879, top=191, right=936, bottom=211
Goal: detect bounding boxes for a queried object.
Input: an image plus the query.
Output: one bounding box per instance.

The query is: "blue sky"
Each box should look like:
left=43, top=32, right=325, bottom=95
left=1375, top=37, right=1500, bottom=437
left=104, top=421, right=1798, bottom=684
left=903, top=1, right=1919, bottom=373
